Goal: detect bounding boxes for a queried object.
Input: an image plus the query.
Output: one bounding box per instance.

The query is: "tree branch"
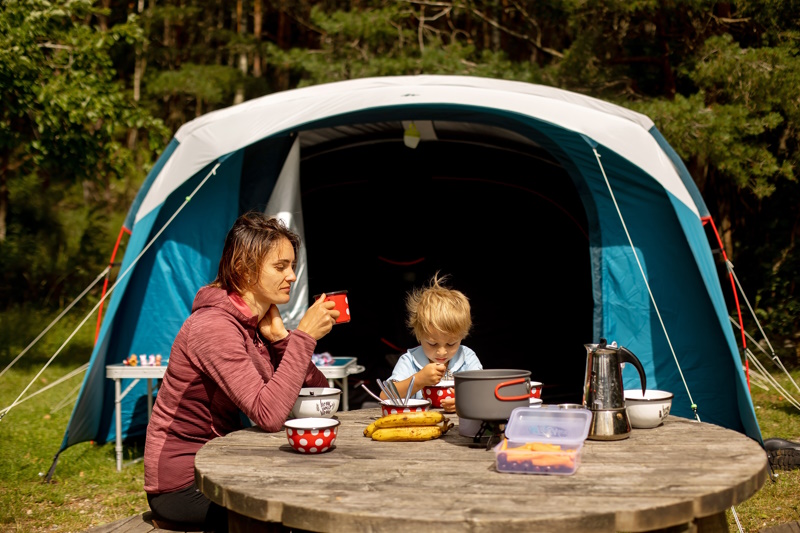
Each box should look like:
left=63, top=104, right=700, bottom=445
left=469, top=3, right=563, bottom=58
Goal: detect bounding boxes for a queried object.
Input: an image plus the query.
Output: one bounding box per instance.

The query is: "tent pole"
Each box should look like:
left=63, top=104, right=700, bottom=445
left=701, top=216, right=749, bottom=390
left=95, top=226, right=131, bottom=344
left=44, top=452, right=60, bottom=483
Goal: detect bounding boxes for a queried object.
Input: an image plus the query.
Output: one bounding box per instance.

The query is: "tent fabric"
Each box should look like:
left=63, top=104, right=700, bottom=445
left=56, top=75, right=761, bottom=461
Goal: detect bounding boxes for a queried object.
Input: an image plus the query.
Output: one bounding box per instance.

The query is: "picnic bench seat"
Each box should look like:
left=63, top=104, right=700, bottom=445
left=83, top=511, right=205, bottom=533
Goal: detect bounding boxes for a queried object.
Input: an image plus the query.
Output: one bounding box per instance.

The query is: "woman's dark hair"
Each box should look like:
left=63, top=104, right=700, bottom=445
left=211, top=211, right=300, bottom=294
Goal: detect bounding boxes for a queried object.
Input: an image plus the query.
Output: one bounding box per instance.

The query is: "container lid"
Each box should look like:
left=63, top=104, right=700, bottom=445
left=504, top=406, right=592, bottom=445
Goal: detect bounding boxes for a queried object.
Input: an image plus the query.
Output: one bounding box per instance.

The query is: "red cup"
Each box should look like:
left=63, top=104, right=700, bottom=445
left=421, top=380, right=454, bottom=408
left=314, top=290, right=350, bottom=324
left=530, top=381, right=543, bottom=399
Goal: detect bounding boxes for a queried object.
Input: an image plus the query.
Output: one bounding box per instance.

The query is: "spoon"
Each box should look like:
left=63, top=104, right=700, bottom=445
left=388, top=380, right=403, bottom=406
left=376, top=379, right=399, bottom=404
left=360, top=383, right=383, bottom=403
left=403, top=376, right=415, bottom=406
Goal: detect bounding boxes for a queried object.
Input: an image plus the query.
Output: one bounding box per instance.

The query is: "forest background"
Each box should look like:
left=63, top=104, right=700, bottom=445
left=2, top=0, right=799, bottom=374
left=1, top=1, right=799, bottom=532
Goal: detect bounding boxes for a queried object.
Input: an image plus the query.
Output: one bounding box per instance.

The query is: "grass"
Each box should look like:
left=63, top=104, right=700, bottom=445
left=0, top=363, right=148, bottom=532
left=726, top=365, right=800, bottom=531
left=0, top=353, right=799, bottom=532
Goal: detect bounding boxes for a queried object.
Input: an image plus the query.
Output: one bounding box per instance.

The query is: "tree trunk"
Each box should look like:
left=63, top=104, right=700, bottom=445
left=655, top=3, right=676, bottom=98
left=163, top=0, right=172, bottom=55
left=234, top=0, right=247, bottom=104
left=0, top=153, right=7, bottom=241
left=216, top=1, right=224, bottom=65
left=129, top=0, right=148, bottom=150
left=98, top=0, right=110, bottom=31
left=277, top=0, right=289, bottom=48
left=253, top=0, right=262, bottom=78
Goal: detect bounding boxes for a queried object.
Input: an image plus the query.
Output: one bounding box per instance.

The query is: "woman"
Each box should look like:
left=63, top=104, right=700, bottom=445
left=144, top=212, right=337, bottom=531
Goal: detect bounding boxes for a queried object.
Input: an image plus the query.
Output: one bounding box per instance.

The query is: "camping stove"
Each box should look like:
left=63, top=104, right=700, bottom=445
left=472, top=420, right=506, bottom=450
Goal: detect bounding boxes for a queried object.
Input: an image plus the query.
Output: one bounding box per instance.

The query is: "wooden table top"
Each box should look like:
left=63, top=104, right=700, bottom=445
left=194, top=408, right=769, bottom=533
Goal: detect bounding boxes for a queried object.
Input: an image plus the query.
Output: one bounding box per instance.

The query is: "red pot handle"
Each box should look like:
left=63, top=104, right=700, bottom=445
left=494, top=378, right=531, bottom=402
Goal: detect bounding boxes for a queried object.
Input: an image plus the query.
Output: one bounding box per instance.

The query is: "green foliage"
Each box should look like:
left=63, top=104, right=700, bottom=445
left=146, top=63, right=243, bottom=126
left=0, top=0, right=169, bottom=308
left=690, top=35, right=797, bottom=191
left=628, top=31, right=799, bottom=350
left=271, top=4, right=546, bottom=85
left=0, top=0, right=797, bottom=378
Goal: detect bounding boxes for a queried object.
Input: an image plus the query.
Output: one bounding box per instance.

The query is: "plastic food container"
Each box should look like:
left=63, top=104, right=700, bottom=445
left=494, top=406, right=592, bottom=475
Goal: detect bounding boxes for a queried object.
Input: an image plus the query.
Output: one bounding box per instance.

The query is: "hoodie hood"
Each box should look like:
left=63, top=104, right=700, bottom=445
left=192, top=286, right=258, bottom=329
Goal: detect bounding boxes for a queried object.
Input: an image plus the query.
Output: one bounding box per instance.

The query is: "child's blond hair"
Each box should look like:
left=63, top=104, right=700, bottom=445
left=406, top=273, right=472, bottom=342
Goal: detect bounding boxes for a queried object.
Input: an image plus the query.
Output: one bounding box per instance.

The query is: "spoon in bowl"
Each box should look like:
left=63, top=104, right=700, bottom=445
left=360, top=383, right=383, bottom=403
left=388, top=379, right=403, bottom=406
left=377, top=379, right=400, bottom=405
left=402, top=376, right=415, bottom=406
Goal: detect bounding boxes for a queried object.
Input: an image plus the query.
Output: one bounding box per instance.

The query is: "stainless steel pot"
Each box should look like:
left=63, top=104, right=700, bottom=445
left=454, top=369, right=532, bottom=421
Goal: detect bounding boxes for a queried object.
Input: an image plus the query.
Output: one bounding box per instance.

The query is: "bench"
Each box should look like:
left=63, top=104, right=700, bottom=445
left=83, top=511, right=205, bottom=533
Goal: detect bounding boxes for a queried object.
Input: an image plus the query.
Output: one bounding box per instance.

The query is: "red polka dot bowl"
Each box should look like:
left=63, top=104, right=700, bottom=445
left=421, top=380, right=454, bottom=408
left=284, top=417, right=340, bottom=454
left=380, top=398, right=431, bottom=417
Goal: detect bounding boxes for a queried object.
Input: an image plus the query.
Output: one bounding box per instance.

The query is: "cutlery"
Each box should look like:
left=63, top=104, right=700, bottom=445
left=375, top=378, right=390, bottom=400
left=388, top=380, right=403, bottom=406
left=377, top=379, right=399, bottom=404
left=403, top=376, right=415, bottom=406
left=360, top=383, right=383, bottom=403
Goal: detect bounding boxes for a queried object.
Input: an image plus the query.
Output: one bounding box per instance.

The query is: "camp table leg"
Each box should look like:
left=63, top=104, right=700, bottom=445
left=114, top=378, right=122, bottom=472
left=114, top=377, right=141, bottom=472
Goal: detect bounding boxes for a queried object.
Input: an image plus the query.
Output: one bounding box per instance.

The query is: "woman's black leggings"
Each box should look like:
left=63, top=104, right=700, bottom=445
left=147, top=482, right=228, bottom=532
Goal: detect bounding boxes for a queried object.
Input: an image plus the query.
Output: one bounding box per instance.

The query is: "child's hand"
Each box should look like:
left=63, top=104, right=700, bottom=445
left=419, top=362, right=446, bottom=386
left=440, top=393, right=456, bottom=413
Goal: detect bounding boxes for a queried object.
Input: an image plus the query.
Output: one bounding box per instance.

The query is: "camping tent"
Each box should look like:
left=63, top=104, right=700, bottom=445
left=53, top=75, right=762, bottom=467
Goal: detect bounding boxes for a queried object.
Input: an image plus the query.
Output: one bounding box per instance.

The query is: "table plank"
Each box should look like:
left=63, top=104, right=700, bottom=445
left=195, top=409, right=768, bottom=533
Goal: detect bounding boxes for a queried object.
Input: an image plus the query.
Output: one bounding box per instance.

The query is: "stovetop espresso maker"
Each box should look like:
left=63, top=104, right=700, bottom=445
left=583, top=338, right=647, bottom=440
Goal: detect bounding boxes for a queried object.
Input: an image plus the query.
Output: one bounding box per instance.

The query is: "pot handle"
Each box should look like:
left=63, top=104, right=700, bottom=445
left=494, top=378, right=531, bottom=402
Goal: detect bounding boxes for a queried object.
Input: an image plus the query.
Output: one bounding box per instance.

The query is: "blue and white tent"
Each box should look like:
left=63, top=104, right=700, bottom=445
left=55, top=75, right=761, bottom=464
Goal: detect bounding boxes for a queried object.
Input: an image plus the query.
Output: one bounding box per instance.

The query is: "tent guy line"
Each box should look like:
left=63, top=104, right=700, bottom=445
left=746, top=349, right=800, bottom=411
left=727, top=259, right=778, bottom=360
left=0, top=162, right=219, bottom=423
left=593, top=147, right=699, bottom=421
left=729, top=317, right=800, bottom=409
left=0, top=363, right=88, bottom=418
left=0, top=266, right=109, bottom=380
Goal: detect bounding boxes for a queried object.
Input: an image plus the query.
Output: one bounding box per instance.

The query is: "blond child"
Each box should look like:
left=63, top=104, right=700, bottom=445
left=382, top=273, right=482, bottom=412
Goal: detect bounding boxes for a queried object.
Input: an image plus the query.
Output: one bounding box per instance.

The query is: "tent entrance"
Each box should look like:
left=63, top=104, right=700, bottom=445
left=299, top=132, right=592, bottom=405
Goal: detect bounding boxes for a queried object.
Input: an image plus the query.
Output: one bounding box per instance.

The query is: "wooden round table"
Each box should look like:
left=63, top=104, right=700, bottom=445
left=195, top=408, right=768, bottom=533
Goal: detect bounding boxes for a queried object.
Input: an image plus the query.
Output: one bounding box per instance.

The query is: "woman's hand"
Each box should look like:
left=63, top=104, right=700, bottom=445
left=418, top=362, right=446, bottom=387
left=258, top=304, right=289, bottom=343
left=296, top=293, right=340, bottom=340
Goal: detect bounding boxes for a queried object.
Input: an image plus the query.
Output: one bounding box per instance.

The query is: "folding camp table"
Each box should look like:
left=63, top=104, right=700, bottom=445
left=314, top=357, right=365, bottom=411
left=105, top=363, right=166, bottom=471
